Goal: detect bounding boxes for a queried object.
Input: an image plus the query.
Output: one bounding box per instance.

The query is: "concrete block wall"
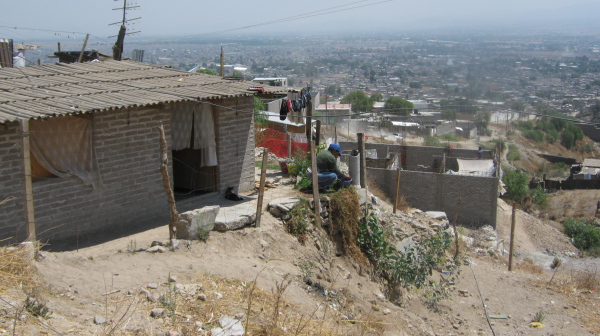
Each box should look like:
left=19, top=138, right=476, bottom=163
left=367, top=168, right=498, bottom=228
left=213, top=96, right=255, bottom=194
left=339, top=142, right=494, bottom=170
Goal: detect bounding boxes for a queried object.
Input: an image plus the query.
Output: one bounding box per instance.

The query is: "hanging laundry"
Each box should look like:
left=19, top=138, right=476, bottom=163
left=286, top=99, right=291, bottom=113
left=279, top=99, right=289, bottom=121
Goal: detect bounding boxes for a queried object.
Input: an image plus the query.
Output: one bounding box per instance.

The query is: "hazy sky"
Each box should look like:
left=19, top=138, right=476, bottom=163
left=2, top=0, right=600, bottom=44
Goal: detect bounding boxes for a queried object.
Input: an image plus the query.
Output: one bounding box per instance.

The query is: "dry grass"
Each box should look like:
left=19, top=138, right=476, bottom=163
left=531, top=267, right=600, bottom=335
left=515, top=258, right=545, bottom=275
left=395, top=195, right=410, bottom=213
left=329, top=187, right=369, bottom=275
left=0, top=243, right=40, bottom=293
left=143, top=272, right=387, bottom=336
left=366, top=178, right=390, bottom=204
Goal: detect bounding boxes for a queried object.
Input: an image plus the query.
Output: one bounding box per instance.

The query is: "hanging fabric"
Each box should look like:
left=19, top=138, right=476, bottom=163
left=171, top=102, right=194, bottom=150
left=279, top=99, right=289, bottom=121
left=193, top=104, right=218, bottom=167
left=30, top=115, right=103, bottom=189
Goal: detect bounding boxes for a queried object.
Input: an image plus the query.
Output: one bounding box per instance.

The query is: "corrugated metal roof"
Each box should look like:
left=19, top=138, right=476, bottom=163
left=583, top=158, right=600, bottom=168
left=0, top=60, right=291, bottom=123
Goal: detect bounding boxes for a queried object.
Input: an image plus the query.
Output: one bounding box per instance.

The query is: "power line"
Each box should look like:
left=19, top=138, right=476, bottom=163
left=164, top=0, right=392, bottom=42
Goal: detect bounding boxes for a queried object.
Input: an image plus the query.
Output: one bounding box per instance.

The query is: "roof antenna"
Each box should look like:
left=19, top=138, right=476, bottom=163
left=109, top=0, right=141, bottom=61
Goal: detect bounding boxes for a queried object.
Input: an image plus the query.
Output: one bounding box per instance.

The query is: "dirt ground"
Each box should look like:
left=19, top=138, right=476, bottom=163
left=1, top=164, right=599, bottom=335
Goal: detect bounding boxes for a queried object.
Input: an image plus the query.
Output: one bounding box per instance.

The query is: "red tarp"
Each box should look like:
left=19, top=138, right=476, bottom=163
left=258, top=138, right=307, bottom=158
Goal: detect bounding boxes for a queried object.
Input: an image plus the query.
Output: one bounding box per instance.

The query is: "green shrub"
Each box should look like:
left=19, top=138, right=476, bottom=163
left=561, top=129, right=575, bottom=149
left=285, top=199, right=311, bottom=242
left=529, top=185, right=547, bottom=208
left=507, top=144, right=521, bottom=162
left=440, top=134, right=459, bottom=142
left=502, top=168, right=529, bottom=203
left=357, top=212, right=460, bottom=304
left=562, top=218, right=600, bottom=252
left=546, top=129, right=559, bottom=144
left=424, top=135, right=442, bottom=147
left=518, top=120, right=534, bottom=130
left=488, top=139, right=506, bottom=152
left=523, top=129, right=545, bottom=143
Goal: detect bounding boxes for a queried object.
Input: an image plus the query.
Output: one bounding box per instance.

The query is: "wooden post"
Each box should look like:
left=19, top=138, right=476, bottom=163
left=255, top=148, right=268, bottom=228
left=358, top=133, right=367, bottom=189
left=19, top=120, right=36, bottom=242
left=157, top=122, right=178, bottom=239
left=508, top=202, right=516, bottom=271
left=287, top=134, right=292, bottom=159
left=393, top=168, right=401, bottom=214
left=37, top=59, right=41, bottom=66
left=452, top=198, right=462, bottom=258
left=57, top=42, right=61, bottom=53
left=315, top=119, right=321, bottom=147
left=310, top=141, right=322, bottom=228
left=306, top=101, right=313, bottom=144
left=220, top=46, right=224, bottom=77
left=78, top=34, right=89, bottom=63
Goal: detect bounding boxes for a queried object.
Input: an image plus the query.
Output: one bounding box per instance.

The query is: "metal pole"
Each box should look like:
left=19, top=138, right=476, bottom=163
left=358, top=133, right=367, bottom=189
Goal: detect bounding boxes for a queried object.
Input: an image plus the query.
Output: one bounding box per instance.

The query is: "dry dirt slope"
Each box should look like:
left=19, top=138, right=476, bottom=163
left=1, top=172, right=598, bottom=335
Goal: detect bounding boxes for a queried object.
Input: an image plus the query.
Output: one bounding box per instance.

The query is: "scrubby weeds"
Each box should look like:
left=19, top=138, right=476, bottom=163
left=562, top=217, right=600, bottom=256
left=284, top=198, right=312, bottom=244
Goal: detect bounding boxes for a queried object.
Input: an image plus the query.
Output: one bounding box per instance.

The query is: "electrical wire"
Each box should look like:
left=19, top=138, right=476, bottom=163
left=171, top=0, right=392, bottom=41
left=469, top=262, right=496, bottom=336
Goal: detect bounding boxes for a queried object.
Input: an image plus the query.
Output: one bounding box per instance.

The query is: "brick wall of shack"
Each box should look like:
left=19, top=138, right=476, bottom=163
left=0, top=97, right=255, bottom=243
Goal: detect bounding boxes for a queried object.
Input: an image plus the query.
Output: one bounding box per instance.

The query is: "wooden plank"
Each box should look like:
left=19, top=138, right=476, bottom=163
left=508, top=202, right=516, bottom=271
left=310, top=141, right=322, bottom=228
left=19, top=119, right=36, bottom=242
left=358, top=133, right=366, bottom=189
left=255, top=148, right=268, bottom=228
left=393, top=168, right=400, bottom=214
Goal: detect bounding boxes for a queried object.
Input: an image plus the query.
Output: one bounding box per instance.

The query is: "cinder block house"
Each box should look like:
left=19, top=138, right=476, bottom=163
left=0, top=60, right=288, bottom=244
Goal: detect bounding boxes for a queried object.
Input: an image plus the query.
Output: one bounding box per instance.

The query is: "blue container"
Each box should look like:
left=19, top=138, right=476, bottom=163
left=338, top=177, right=353, bottom=188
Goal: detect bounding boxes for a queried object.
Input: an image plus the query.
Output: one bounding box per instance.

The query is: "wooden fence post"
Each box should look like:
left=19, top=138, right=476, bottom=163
left=287, top=134, right=292, bottom=159
left=358, top=133, right=367, bottom=189
left=157, top=122, right=178, bottom=239
left=310, top=141, right=322, bottom=228
left=452, top=198, right=462, bottom=258
left=19, top=119, right=36, bottom=242
left=393, top=168, right=401, bottom=214
left=508, top=202, right=517, bottom=271
left=315, top=119, right=321, bottom=147
left=255, top=148, right=268, bottom=228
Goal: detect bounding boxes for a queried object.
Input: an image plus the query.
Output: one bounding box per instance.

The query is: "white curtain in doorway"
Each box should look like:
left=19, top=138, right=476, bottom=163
left=193, top=104, right=218, bottom=167
left=171, top=103, right=194, bottom=150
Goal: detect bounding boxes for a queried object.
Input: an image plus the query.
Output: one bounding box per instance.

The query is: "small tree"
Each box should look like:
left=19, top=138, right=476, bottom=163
left=561, top=129, right=574, bottom=149
left=384, top=97, right=414, bottom=116
left=253, top=97, right=268, bottom=127
left=197, top=68, right=217, bottom=76
left=502, top=168, right=529, bottom=204
left=474, top=110, right=492, bottom=133
left=441, top=109, right=456, bottom=121
left=341, top=91, right=375, bottom=112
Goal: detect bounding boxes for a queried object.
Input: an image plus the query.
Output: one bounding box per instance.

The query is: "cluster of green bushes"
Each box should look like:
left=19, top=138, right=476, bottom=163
left=537, top=161, right=569, bottom=178
left=517, top=113, right=583, bottom=149
left=501, top=167, right=546, bottom=208
left=357, top=212, right=460, bottom=305
left=562, top=218, right=600, bottom=256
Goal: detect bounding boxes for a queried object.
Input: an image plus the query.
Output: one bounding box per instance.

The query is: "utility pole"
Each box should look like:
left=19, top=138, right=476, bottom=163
left=109, top=0, right=141, bottom=61
left=220, top=47, right=224, bottom=77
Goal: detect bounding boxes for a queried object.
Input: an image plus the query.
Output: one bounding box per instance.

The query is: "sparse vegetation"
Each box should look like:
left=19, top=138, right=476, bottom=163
left=284, top=198, right=311, bottom=244
left=357, top=212, right=460, bottom=305
left=507, top=144, right=521, bottom=162
left=529, top=185, right=547, bottom=208
left=532, top=310, right=546, bottom=323
left=196, top=228, right=210, bottom=242
left=24, top=297, right=51, bottom=319
left=298, top=260, right=316, bottom=279
left=439, top=134, right=459, bottom=142
left=562, top=218, right=600, bottom=255
left=255, top=160, right=280, bottom=170
left=424, top=135, right=442, bottom=147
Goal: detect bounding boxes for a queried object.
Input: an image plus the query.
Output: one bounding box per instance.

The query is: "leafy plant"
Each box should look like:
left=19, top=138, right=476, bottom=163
left=253, top=96, right=268, bottom=127
left=562, top=218, right=600, bottom=254
left=507, top=144, right=521, bottom=162
left=357, top=212, right=460, bottom=305
left=502, top=167, right=529, bottom=204
left=529, top=185, right=547, bottom=208
left=298, top=260, right=316, bottom=279
left=440, top=135, right=459, bottom=142
left=24, top=297, right=51, bottom=319
left=196, top=228, right=210, bottom=242
left=424, top=136, right=442, bottom=147
left=532, top=310, right=546, bottom=323
left=285, top=199, right=311, bottom=243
